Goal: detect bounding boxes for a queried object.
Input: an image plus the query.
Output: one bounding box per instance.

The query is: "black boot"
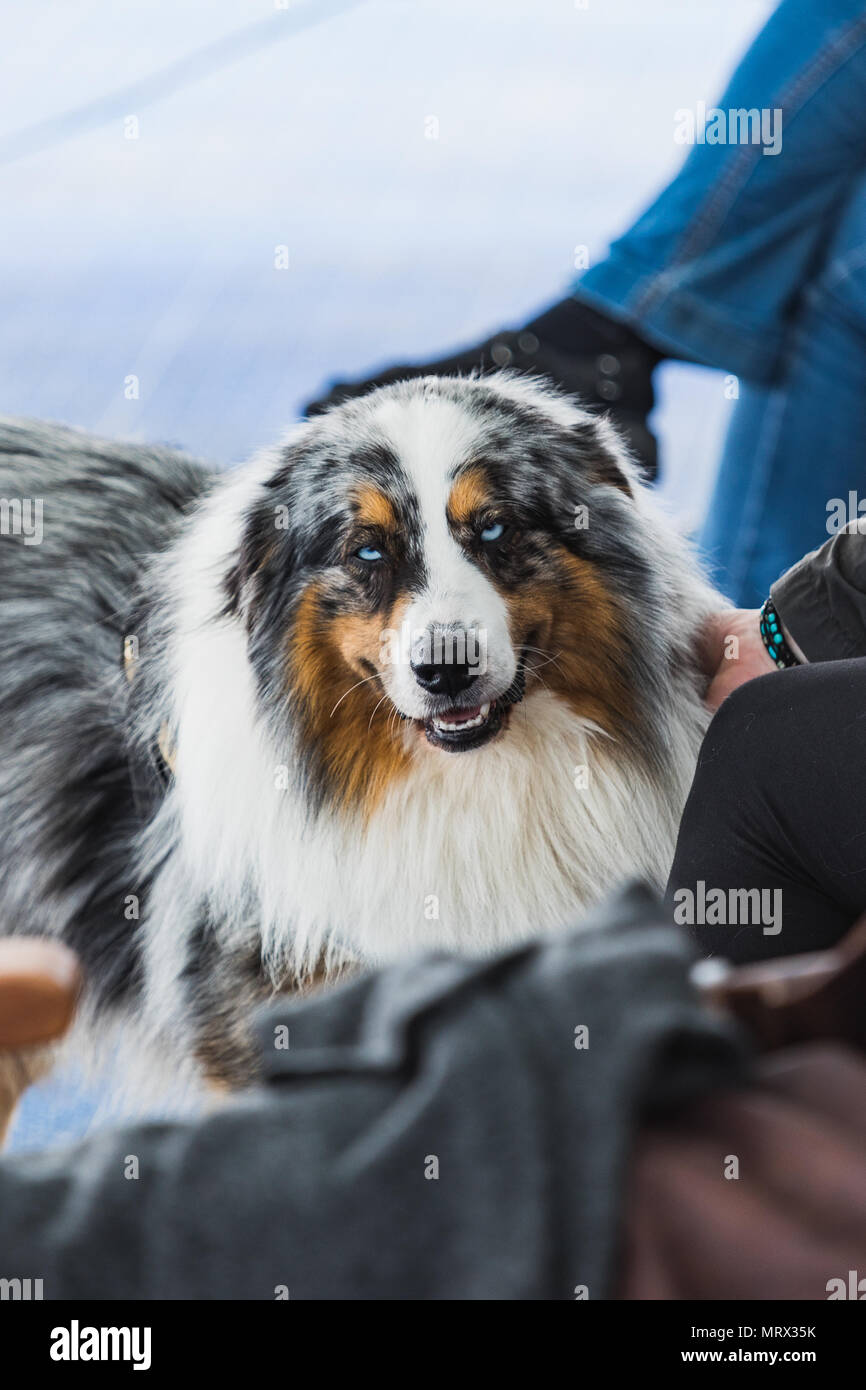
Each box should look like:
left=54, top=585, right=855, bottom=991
left=305, top=296, right=664, bottom=479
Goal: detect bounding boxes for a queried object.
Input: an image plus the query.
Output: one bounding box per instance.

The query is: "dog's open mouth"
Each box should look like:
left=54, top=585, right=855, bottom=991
left=419, top=655, right=528, bottom=753
left=424, top=699, right=504, bottom=752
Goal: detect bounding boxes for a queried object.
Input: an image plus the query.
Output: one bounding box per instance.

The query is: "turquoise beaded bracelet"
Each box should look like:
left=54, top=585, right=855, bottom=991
left=759, top=597, right=799, bottom=670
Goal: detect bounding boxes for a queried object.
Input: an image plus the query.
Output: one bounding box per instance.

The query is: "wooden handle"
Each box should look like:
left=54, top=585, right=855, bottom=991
left=0, top=939, right=81, bottom=1048
left=697, top=913, right=866, bottom=1053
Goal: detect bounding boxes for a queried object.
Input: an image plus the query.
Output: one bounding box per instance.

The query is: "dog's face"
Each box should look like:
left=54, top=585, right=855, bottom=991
left=227, top=374, right=657, bottom=816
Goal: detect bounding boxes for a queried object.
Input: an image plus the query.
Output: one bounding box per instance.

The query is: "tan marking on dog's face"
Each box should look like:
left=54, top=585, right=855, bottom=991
left=498, top=548, right=635, bottom=735
left=354, top=483, right=399, bottom=533
left=288, top=581, right=412, bottom=817
left=446, top=466, right=492, bottom=526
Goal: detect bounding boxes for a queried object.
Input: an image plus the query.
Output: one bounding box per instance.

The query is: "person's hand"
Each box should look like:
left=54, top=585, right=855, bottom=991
left=699, top=609, right=778, bottom=711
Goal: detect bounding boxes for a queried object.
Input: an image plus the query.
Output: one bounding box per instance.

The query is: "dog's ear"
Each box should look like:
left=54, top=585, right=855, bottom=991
left=224, top=432, right=320, bottom=626
left=593, top=449, right=634, bottom=498
left=223, top=501, right=286, bottom=628
left=573, top=418, right=635, bottom=498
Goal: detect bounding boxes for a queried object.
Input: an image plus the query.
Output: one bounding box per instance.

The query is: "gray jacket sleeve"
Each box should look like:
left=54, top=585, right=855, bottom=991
left=0, top=885, right=746, bottom=1301
left=772, top=520, right=866, bottom=662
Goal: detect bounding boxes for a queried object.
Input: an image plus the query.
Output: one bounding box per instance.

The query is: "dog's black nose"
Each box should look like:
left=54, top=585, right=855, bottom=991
left=411, top=657, right=478, bottom=699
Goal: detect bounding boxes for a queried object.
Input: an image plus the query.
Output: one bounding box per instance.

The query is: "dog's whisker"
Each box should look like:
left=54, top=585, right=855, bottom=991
left=524, top=657, right=562, bottom=687
left=522, top=646, right=566, bottom=677
left=525, top=669, right=553, bottom=700
left=329, top=672, right=383, bottom=718
left=524, top=655, right=555, bottom=672
left=368, top=693, right=391, bottom=731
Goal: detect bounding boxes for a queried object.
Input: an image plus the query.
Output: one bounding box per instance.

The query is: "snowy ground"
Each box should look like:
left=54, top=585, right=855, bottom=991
left=2, top=0, right=771, bottom=1148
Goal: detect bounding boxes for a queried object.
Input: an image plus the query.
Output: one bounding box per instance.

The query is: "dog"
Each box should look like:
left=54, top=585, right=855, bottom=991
left=0, top=373, right=719, bottom=1101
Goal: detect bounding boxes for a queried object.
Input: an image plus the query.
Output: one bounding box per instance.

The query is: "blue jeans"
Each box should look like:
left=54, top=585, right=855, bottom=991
left=576, top=0, right=866, bottom=605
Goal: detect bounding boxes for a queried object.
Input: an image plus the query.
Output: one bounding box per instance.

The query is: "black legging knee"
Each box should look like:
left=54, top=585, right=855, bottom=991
left=666, top=658, right=866, bottom=963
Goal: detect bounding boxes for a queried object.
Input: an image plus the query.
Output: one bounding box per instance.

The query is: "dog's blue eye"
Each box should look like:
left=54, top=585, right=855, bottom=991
left=356, top=545, right=383, bottom=562
left=480, top=521, right=505, bottom=543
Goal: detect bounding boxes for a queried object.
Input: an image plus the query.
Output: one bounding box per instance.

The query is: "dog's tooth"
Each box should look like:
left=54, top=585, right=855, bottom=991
left=431, top=702, right=501, bottom=735
left=433, top=711, right=486, bottom=732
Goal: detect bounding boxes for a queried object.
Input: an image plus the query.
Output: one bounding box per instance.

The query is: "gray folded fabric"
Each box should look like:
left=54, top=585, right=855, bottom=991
left=0, top=884, right=747, bottom=1300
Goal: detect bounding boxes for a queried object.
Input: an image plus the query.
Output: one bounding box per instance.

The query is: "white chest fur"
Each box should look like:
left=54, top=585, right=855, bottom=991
left=172, top=676, right=705, bottom=979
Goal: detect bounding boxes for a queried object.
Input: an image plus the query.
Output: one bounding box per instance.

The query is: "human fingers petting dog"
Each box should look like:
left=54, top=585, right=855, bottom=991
left=699, top=605, right=807, bottom=710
